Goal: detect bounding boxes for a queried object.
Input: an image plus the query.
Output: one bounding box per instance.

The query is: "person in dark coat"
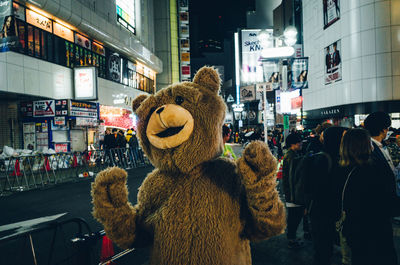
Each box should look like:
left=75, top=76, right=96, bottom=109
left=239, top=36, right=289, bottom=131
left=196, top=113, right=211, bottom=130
left=338, top=128, right=398, bottom=265
left=305, top=126, right=347, bottom=265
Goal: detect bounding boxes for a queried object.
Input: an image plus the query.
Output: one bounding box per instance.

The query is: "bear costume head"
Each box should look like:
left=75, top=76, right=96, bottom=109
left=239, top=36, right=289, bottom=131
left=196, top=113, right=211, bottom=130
left=132, top=66, right=225, bottom=173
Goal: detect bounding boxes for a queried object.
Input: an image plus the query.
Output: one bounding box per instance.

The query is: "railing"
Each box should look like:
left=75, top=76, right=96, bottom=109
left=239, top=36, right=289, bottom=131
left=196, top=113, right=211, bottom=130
left=0, top=147, right=151, bottom=195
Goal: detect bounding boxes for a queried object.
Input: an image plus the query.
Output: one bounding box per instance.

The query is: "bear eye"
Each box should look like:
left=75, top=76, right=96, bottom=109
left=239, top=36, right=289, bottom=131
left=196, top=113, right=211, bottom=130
left=175, top=96, right=184, bottom=105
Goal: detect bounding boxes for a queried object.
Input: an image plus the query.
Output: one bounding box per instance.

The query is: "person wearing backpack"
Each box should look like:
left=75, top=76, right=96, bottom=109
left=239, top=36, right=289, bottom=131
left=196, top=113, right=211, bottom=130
left=304, top=126, right=347, bottom=265
left=282, top=133, right=307, bottom=249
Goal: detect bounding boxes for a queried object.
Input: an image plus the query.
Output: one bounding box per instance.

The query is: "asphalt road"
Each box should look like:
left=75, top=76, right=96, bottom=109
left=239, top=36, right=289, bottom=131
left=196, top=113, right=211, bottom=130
left=1, top=146, right=399, bottom=265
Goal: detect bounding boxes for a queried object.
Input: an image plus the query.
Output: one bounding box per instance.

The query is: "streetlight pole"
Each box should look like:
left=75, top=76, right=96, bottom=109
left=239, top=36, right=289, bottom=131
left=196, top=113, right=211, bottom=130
left=263, top=84, right=268, bottom=143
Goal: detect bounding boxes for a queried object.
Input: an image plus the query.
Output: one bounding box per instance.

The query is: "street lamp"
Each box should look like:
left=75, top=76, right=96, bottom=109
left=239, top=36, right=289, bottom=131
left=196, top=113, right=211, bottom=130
left=257, top=26, right=298, bottom=143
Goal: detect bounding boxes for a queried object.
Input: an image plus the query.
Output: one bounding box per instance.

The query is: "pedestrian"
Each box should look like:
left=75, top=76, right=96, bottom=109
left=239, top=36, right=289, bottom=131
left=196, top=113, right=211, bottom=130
left=222, top=124, right=237, bottom=160
left=305, top=122, right=332, bottom=154
left=282, top=133, right=307, bottom=249
left=338, top=128, right=399, bottom=265
left=304, top=126, right=347, bottom=265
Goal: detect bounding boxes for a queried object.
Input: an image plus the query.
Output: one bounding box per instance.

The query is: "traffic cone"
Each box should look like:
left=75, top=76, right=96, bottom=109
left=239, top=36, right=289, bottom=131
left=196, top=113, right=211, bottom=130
left=11, top=159, right=21, bottom=176
left=43, top=156, right=51, bottom=171
left=100, top=235, right=115, bottom=263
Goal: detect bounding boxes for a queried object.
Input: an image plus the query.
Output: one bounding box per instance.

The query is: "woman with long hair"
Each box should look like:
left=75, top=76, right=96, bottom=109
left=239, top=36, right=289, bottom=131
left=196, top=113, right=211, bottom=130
left=338, top=128, right=398, bottom=265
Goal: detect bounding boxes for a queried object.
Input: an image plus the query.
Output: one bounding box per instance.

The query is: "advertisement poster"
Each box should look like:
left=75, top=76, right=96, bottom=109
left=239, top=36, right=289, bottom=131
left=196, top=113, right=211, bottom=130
left=54, top=116, right=66, bottom=126
left=323, top=0, right=340, bottom=29
left=240, top=85, right=256, bottom=102
left=241, top=29, right=273, bottom=84
left=100, top=105, right=133, bottom=129
left=325, top=40, right=342, bottom=85
left=74, top=67, right=98, bottom=100
left=180, top=39, right=189, bottom=50
left=0, top=0, right=18, bottom=52
left=290, top=58, right=308, bottom=89
left=33, top=100, right=55, bottom=117
left=13, top=2, right=24, bottom=21
left=262, top=60, right=280, bottom=90
left=179, top=12, right=188, bottom=24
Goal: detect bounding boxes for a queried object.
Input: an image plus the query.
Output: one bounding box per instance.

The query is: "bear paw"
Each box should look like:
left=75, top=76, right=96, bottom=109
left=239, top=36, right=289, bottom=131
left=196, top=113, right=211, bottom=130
left=92, top=167, right=129, bottom=208
left=238, top=141, right=276, bottom=183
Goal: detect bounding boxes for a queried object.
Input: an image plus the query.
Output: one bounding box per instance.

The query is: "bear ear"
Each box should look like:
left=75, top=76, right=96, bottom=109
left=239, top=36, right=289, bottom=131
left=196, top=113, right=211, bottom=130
left=193, top=66, right=221, bottom=93
left=132, top=94, right=149, bottom=112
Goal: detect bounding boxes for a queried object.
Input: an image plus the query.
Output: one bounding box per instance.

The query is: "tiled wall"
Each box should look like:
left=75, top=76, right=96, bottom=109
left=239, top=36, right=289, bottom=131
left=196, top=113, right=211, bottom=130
left=302, top=0, right=400, bottom=111
left=0, top=52, right=147, bottom=107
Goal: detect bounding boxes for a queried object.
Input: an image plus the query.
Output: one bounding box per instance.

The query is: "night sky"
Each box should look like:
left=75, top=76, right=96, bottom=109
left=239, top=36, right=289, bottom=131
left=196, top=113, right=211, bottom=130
left=189, top=0, right=251, bottom=41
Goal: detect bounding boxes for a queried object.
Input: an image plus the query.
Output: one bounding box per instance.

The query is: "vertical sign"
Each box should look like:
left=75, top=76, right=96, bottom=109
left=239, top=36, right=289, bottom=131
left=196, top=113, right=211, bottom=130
left=0, top=0, right=19, bottom=52
left=179, top=0, right=190, bottom=82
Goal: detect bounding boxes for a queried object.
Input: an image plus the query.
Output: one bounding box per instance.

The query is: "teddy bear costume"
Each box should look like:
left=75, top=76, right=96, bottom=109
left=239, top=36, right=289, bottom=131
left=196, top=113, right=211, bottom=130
left=91, top=67, right=286, bottom=265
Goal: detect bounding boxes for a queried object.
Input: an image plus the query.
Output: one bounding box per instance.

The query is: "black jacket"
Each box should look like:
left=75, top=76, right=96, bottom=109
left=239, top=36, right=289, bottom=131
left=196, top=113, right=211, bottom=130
left=341, top=162, right=398, bottom=265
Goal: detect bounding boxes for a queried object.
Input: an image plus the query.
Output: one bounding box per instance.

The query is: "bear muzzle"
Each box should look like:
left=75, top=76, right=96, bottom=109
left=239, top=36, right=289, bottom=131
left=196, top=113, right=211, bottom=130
left=146, top=104, right=194, bottom=149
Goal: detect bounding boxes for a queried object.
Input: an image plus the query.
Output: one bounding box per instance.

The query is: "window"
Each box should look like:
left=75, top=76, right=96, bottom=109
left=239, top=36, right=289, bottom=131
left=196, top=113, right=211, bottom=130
left=46, top=32, right=54, bottom=61
left=17, top=20, right=26, bottom=51
left=34, top=28, right=40, bottom=57
left=27, top=25, right=33, bottom=56
left=41, top=31, right=47, bottom=60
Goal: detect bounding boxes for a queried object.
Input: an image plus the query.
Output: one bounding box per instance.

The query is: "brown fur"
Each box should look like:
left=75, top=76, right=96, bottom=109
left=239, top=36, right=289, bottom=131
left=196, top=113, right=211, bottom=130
left=91, top=67, right=286, bottom=264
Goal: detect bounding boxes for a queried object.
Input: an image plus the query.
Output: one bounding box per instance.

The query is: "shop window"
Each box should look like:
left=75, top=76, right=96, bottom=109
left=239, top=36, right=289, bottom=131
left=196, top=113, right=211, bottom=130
left=46, top=32, right=54, bottom=62
left=17, top=20, right=26, bottom=51
left=27, top=25, right=33, bottom=56
left=34, top=28, right=40, bottom=57
left=41, top=31, right=47, bottom=60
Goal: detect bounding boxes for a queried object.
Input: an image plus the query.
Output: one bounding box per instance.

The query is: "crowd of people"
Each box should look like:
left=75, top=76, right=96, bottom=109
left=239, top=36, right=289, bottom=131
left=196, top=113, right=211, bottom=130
left=281, top=112, right=400, bottom=265
left=223, top=112, right=400, bottom=264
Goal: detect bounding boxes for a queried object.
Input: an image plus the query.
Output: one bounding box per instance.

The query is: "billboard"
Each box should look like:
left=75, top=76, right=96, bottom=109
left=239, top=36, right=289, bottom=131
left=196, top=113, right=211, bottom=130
left=262, top=60, right=280, bottom=90
left=325, top=40, right=342, bottom=85
left=74, top=67, right=98, bottom=100
left=33, top=100, right=55, bottom=117
left=241, top=29, right=273, bottom=84
left=116, top=0, right=136, bottom=34
left=323, top=0, right=340, bottom=29
left=290, top=58, right=308, bottom=89
left=0, top=0, right=18, bottom=52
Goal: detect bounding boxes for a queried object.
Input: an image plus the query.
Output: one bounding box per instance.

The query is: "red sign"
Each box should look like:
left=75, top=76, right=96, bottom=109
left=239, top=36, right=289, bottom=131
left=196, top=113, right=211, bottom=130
left=181, top=65, right=190, bottom=76
left=291, top=96, right=303, bottom=109
left=55, top=143, right=68, bottom=153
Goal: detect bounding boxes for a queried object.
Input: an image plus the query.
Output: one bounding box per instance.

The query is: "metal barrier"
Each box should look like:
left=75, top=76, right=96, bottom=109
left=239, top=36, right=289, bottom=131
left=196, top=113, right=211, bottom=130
left=0, top=147, right=150, bottom=195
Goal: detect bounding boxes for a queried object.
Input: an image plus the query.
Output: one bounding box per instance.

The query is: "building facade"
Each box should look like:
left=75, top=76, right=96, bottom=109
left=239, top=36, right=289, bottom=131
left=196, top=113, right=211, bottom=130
left=0, top=0, right=164, bottom=150
left=302, top=0, right=400, bottom=128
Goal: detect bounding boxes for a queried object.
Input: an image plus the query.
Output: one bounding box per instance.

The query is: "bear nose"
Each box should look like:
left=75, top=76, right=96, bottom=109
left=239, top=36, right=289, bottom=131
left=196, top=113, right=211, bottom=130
left=156, top=106, right=164, bottom=114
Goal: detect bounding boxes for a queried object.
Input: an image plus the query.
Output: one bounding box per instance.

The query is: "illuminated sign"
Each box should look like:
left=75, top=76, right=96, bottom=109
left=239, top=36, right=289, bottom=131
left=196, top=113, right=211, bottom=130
left=74, top=67, right=98, bottom=100
left=33, top=100, right=55, bottom=117
left=116, top=0, right=136, bottom=34
left=92, top=41, right=105, bottom=56
left=241, top=29, right=273, bottom=84
left=26, top=9, right=52, bottom=32
left=53, top=22, right=74, bottom=42
left=75, top=33, right=91, bottom=50
left=69, top=100, right=98, bottom=118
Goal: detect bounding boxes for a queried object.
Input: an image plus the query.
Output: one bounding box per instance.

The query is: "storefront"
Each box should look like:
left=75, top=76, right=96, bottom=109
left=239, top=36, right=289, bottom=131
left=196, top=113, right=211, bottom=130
left=21, top=99, right=100, bottom=152
left=304, top=101, right=400, bottom=129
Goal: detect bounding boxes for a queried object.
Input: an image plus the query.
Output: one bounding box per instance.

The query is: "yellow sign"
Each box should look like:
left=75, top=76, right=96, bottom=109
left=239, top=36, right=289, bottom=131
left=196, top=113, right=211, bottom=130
left=181, top=52, right=190, bottom=62
left=53, top=22, right=74, bottom=42
left=26, top=9, right=52, bottom=33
